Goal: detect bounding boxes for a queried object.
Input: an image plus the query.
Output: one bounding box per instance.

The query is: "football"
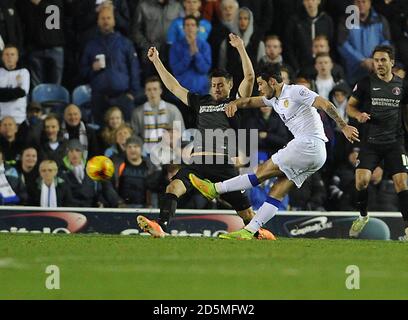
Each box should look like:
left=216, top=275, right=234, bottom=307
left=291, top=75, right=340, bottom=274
left=86, top=155, right=115, bottom=181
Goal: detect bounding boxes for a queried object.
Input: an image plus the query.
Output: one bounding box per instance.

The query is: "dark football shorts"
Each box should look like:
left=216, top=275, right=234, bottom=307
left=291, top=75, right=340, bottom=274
left=357, top=142, right=408, bottom=176
left=173, top=158, right=251, bottom=212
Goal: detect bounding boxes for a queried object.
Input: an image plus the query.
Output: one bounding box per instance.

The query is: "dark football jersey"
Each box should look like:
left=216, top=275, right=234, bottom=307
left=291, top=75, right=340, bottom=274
left=351, top=74, right=408, bottom=144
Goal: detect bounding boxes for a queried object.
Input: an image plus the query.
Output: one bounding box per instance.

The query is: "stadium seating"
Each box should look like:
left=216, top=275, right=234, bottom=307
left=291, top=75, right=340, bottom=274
left=31, top=83, right=70, bottom=116
left=72, top=85, right=93, bottom=123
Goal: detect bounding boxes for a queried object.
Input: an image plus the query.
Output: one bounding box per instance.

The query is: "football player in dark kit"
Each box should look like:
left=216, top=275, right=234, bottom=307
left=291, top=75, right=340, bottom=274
left=347, top=45, right=408, bottom=240
left=137, top=33, right=275, bottom=240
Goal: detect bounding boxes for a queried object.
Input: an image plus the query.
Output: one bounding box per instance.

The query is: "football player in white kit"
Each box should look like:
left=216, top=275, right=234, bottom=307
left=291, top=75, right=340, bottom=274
left=189, top=64, right=360, bottom=240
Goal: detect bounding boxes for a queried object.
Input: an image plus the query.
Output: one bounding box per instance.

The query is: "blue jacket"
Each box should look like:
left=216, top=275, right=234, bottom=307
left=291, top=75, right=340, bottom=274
left=169, top=38, right=212, bottom=95
left=80, top=31, right=141, bottom=97
left=338, top=9, right=391, bottom=85
left=167, top=17, right=212, bottom=45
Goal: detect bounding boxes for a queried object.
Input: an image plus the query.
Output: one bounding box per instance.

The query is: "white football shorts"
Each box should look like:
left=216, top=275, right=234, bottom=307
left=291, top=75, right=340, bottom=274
left=271, top=136, right=327, bottom=188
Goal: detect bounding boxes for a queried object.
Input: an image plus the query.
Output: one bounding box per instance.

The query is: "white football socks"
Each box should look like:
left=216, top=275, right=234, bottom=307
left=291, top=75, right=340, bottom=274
left=215, top=174, right=259, bottom=194
left=245, top=197, right=280, bottom=233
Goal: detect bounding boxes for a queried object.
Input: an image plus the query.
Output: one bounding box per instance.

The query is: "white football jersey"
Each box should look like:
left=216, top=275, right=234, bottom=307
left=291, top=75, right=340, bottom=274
left=262, top=84, right=328, bottom=142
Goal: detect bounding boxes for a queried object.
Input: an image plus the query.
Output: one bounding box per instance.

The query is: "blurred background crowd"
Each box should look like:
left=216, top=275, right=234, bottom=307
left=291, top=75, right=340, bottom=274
left=0, top=0, right=407, bottom=211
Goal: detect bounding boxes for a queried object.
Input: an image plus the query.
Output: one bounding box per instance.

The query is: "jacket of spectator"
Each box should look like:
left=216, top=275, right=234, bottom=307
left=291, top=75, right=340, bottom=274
left=131, top=0, right=183, bottom=58
left=237, top=0, right=274, bottom=37
left=0, top=162, right=27, bottom=205
left=285, top=8, right=334, bottom=72
left=15, top=160, right=39, bottom=206
left=169, top=37, right=211, bottom=95
left=0, top=67, right=29, bottom=124
left=60, top=121, right=100, bottom=160
left=338, top=8, right=391, bottom=85
left=30, top=176, right=73, bottom=207
left=0, top=0, right=23, bottom=51
left=167, top=17, right=212, bottom=45
left=15, top=103, right=44, bottom=149
left=16, top=0, right=65, bottom=50
left=0, top=116, right=21, bottom=162
left=39, top=139, right=68, bottom=170
left=81, top=31, right=141, bottom=98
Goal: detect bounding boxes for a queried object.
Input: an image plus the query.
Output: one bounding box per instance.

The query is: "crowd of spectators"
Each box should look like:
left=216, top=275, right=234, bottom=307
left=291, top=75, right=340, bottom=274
left=0, top=0, right=407, bottom=211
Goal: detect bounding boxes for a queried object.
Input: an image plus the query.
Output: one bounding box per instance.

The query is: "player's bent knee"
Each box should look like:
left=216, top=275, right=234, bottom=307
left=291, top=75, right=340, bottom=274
left=393, top=175, right=408, bottom=192
left=166, top=180, right=186, bottom=197
left=255, top=159, right=282, bottom=182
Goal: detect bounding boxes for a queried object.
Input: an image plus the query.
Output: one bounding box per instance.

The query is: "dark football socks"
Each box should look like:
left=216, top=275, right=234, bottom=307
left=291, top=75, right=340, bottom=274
left=397, top=190, right=408, bottom=228
left=158, top=193, right=178, bottom=232
left=357, top=189, right=368, bottom=217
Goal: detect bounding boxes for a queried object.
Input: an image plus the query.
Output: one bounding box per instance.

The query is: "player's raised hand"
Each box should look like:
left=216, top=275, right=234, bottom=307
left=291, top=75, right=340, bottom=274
left=225, top=101, right=238, bottom=117
left=342, top=125, right=360, bottom=143
left=356, top=112, right=370, bottom=123
left=147, top=47, right=159, bottom=63
left=228, top=33, right=244, bottom=49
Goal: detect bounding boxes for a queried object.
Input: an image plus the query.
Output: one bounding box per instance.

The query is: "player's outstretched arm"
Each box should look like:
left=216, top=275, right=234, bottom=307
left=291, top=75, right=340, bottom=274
left=346, top=96, right=371, bottom=123
left=147, top=47, right=189, bottom=105
left=228, top=33, right=255, bottom=98
left=224, top=96, right=266, bottom=117
left=313, top=96, right=360, bottom=143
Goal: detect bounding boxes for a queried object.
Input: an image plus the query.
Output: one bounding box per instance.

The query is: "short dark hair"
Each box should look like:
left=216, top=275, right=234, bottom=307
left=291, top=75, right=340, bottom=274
left=372, top=45, right=395, bottom=60
left=3, top=43, right=18, bottom=51
left=257, top=63, right=283, bottom=83
left=183, top=15, right=200, bottom=27
left=145, top=75, right=162, bottom=87
left=209, top=69, right=233, bottom=81
left=315, top=52, right=332, bottom=61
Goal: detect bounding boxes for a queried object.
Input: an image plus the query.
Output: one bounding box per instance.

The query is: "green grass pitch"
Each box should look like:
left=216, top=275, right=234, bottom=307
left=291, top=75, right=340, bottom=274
left=0, top=234, right=407, bottom=300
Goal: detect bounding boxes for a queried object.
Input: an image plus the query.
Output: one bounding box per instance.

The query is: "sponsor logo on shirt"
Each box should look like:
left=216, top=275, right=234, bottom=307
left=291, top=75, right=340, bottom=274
left=199, top=104, right=226, bottom=113
left=284, top=99, right=289, bottom=108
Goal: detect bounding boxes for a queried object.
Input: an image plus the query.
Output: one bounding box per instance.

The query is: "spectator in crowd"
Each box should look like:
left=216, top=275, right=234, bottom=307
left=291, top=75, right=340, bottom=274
left=237, top=0, right=274, bottom=38
left=338, top=0, right=391, bottom=85
left=311, top=53, right=346, bottom=100
left=0, top=146, right=27, bottom=205
left=99, top=106, right=125, bottom=150
left=0, top=45, right=30, bottom=124
left=329, top=82, right=352, bottom=166
left=62, top=139, right=104, bottom=207
left=201, top=0, right=222, bottom=25
left=285, top=0, right=334, bottom=72
left=17, top=0, right=65, bottom=86
left=289, top=172, right=327, bottom=211
left=60, top=104, right=99, bottom=160
left=105, top=123, right=134, bottom=162
left=281, top=67, right=291, bottom=85
left=257, top=35, right=295, bottom=81
left=16, top=102, right=44, bottom=149
left=167, top=0, right=212, bottom=45
left=246, top=105, right=291, bottom=158
left=0, top=0, right=23, bottom=52
left=219, top=7, right=264, bottom=96
left=131, top=0, right=183, bottom=77
left=169, top=15, right=212, bottom=95
left=299, top=35, right=346, bottom=81
left=208, top=0, right=239, bottom=68
left=0, top=116, right=20, bottom=162
left=72, top=0, right=130, bottom=48
left=109, top=136, right=159, bottom=207
left=81, top=3, right=142, bottom=125
left=39, top=114, right=68, bottom=169
left=271, top=0, right=303, bottom=38
left=131, top=76, right=185, bottom=156
left=31, top=159, right=73, bottom=207
left=16, top=146, right=39, bottom=204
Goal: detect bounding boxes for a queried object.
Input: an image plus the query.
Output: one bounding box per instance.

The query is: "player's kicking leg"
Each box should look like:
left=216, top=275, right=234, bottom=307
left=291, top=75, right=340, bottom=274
left=349, top=169, right=371, bottom=238
left=137, top=179, right=187, bottom=238
left=391, top=172, right=408, bottom=241
left=189, top=158, right=284, bottom=201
